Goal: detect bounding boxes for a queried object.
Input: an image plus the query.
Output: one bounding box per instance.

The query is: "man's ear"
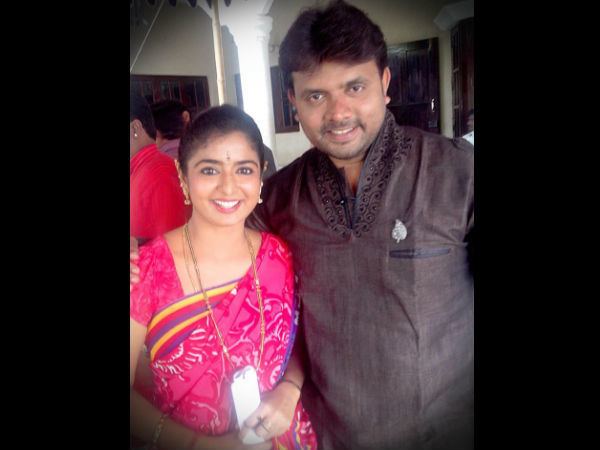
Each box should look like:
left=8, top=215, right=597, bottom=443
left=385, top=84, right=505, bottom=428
left=287, top=88, right=296, bottom=107
left=382, top=66, right=391, bottom=104
left=287, top=89, right=298, bottom=121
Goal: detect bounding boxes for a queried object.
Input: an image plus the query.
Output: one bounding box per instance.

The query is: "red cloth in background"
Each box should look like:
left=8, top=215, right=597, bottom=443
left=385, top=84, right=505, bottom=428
left=130, top=143, right=190, bottom=240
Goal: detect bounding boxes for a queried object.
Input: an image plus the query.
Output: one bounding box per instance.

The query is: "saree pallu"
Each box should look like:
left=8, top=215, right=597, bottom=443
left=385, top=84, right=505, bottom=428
left=130, top=232, right=316, bottom=449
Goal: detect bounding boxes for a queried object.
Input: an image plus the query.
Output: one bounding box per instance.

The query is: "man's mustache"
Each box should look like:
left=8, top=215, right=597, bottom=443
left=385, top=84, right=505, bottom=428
left=321, top=120, right=362, bottom=133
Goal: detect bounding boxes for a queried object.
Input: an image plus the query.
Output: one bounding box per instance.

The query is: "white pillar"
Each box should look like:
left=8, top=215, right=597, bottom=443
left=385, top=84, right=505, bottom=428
left=220, top=3, right=276, bottom=151
left=210, top=0, right=227, bottom=104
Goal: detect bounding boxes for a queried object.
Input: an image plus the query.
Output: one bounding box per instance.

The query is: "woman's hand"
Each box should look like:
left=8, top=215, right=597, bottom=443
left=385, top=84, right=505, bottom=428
left=239, top=381, right=301, bottom=441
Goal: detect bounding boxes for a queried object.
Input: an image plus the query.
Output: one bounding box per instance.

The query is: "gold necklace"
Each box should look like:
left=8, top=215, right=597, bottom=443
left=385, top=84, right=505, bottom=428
left=182, top=227, right=198, bottom=292
left=183, top=222, right=265, bottom=372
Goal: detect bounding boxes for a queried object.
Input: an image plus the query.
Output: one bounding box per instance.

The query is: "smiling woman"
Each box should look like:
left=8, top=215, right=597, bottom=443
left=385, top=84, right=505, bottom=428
left=130, top=105, right=317, bottom=449
left=177, top=105, right=266, bottom=230
left=182, top=130, right=262, bottom=227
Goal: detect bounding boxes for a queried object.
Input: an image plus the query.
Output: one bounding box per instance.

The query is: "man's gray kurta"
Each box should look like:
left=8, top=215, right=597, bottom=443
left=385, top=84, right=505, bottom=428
left=251, top=111, right=474, bottom=450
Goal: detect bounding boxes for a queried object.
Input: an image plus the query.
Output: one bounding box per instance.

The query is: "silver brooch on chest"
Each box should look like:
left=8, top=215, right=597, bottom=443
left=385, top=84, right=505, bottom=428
left=392, top=219, right=407, bottom=243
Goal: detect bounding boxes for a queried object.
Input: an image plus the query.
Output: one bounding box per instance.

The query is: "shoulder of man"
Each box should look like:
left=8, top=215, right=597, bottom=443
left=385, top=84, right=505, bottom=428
left=401, top=126, right=473, bottom=165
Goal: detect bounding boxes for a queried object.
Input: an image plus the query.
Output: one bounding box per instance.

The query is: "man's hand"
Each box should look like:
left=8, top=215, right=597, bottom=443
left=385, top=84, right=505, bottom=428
left=130, top=236, right=140, bottom=292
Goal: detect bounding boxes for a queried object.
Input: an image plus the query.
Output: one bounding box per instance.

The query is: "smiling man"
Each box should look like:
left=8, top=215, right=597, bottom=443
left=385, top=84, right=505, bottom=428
left=292, top=59, right=390, bottom=165
left=250, top=1, right=475, bottom=449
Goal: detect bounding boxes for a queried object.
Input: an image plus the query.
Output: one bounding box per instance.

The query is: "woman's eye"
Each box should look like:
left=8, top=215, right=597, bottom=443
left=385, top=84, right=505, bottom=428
left=237, top=167, right=254, bottom=175
left=200, top=167, right=217, bottom=175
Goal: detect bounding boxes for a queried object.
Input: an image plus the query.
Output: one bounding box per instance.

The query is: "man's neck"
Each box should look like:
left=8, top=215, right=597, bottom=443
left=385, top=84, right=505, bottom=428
left=155, top=135, right=168, bottom=149
left=335, top=160, right=364, bottom=194
left=328, top=148, right=370, bottom=194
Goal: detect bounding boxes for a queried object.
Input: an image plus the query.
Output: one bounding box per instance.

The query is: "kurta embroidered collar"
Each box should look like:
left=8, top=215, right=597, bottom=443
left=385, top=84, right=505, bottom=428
left=308, top=110, right=414, bottom=238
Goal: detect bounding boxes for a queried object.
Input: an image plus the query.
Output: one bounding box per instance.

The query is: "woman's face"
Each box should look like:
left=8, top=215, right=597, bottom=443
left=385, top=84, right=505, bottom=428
left=184, top=131, right=261, bottom=229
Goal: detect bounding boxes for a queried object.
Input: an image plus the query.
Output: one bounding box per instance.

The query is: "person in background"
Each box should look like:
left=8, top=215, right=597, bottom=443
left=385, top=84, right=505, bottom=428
left=151, top=99, right=191, bottom=160
left=130, top=91, right=191, bottom=245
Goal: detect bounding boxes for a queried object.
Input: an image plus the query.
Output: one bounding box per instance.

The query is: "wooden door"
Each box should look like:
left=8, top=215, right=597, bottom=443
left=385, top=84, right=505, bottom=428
left=387, top=38, right=440, bottom=134
left=451, top=17, right=474, bottom=137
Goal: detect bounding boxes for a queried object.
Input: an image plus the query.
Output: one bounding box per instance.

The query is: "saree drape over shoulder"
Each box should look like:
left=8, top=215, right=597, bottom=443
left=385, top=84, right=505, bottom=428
left=130, top=233, right=316, bottom=449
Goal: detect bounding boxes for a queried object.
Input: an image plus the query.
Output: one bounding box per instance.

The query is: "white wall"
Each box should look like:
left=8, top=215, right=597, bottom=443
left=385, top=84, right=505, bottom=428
left=274, top=125, right=313, bottom=168
left=221, top=26, right=241, bottom=106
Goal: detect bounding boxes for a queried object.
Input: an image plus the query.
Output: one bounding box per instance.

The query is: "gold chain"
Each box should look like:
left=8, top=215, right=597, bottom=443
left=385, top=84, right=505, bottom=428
left=182, top=226, right=198, bottom=292
left=183, top=222, right=265, bottom=372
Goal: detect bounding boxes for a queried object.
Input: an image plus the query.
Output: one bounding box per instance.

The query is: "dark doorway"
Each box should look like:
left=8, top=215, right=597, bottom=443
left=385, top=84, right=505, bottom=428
left=387, top=38, right=440, bottom=134
left=451, top=17, right=474, bottom=137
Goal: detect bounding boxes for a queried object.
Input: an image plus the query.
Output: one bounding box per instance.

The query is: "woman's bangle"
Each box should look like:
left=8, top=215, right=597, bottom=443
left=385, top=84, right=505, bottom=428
left=150, top=413, right=167, bottom=449
left=279, top=378, right=302, bottom=392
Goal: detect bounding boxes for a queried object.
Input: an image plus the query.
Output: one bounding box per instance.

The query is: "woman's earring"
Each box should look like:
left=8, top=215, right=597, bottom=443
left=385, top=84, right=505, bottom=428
left=258, top=181, right=263, bottom=204
left=174, top=160, right=192, bottom=205
left=133, top=132, right=138, bottom=139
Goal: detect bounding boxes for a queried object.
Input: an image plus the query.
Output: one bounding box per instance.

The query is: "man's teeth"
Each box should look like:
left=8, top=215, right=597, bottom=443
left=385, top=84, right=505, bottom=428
left=330, top=128, right=354, bottom=135
left=214, top=200, right=239, bottom=208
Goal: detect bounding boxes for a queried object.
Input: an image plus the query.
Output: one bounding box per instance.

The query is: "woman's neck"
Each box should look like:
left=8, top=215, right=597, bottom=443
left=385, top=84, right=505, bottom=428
left=186, top=218, right=248, bottom=263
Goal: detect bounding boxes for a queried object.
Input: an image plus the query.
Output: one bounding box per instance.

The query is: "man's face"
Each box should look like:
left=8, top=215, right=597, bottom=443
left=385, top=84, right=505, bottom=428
left=289, top=60, right=391, bottom=166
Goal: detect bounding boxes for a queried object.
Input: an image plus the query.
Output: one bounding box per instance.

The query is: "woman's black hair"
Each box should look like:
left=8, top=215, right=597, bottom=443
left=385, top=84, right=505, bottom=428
left=178, top=104, right=265, bottom=176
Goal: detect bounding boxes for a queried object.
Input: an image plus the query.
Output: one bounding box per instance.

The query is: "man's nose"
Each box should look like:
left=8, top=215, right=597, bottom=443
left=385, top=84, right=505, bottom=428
left=327, top=94, right=352, bottom=124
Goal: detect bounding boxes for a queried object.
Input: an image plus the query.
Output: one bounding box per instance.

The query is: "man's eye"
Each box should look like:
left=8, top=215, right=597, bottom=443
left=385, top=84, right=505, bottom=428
left=200, top=167, right=217, bottom=175
left=308, top=93, right=324, bottom=102
left=350, top=84, right=365, bottom=93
